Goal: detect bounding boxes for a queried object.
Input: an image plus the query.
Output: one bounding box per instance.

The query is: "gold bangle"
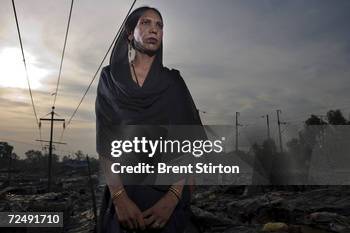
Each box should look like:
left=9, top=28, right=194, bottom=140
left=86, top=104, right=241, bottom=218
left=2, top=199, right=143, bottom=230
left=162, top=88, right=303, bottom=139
left=111, top=188, right=125, bottom=201
left=169, top=186, right=181, bottom=196
left=169, top=187, right=181, bottom=201
left=169, top=189, right=180, bottom=201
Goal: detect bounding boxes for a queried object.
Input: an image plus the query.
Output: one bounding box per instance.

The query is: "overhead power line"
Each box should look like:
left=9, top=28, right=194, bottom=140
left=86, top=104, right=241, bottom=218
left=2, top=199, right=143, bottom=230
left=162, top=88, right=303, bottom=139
left=53, top=0, right=75, bottom=107
left=65, top=0, right=137, bottom=128
left=56, top=0, right=137, bottom=149
left=11, top=0, right=39, bottom=126
left=11, top=0, right=43, bottom=147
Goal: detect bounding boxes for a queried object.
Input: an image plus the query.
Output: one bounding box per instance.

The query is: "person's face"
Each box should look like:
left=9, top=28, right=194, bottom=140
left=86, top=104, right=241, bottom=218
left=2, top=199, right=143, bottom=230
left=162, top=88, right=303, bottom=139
left=129, top=10, right=163, bottom=52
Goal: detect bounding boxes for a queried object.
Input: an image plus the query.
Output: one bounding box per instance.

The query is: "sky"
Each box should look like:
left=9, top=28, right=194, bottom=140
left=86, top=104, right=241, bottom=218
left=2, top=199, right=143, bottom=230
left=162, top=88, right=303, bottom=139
left=0, top=0, right=350, bottom=158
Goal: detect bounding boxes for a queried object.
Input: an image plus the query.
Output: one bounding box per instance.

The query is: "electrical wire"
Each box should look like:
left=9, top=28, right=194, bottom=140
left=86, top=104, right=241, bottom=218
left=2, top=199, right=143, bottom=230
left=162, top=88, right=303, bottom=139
left=56, top=0, right=137, bottom=150
left=53, top=0, right=75, bottom=107
left=11, top=0, right=43, bottom=148
left=65, top=0, right=137, bottom=128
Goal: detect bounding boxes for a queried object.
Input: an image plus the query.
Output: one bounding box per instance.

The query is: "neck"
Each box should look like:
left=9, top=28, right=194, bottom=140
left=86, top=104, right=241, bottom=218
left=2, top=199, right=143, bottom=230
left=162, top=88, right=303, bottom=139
left=132, top=51, right=155, bottom=69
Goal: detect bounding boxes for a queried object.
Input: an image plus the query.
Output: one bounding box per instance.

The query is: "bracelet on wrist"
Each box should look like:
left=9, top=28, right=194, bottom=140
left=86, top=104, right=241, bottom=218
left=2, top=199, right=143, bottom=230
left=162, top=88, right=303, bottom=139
left=111, top=188, right=125, bottom=201
left=168, top=187, right=181, bottom=201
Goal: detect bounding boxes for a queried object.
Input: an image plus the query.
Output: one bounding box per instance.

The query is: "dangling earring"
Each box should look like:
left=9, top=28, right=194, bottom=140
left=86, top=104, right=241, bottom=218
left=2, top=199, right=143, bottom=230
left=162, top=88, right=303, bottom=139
left=128, top=40, right=136, bottom=64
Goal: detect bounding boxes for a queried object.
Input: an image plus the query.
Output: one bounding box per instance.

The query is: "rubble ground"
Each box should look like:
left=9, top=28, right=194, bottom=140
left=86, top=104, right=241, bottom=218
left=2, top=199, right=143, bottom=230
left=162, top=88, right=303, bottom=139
left=1, top=169, right=350, bottom=233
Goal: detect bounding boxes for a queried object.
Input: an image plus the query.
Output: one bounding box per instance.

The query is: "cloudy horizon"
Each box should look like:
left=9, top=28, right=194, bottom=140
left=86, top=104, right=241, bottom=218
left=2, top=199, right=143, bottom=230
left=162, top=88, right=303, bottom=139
left=1, top=0, right=350, bottom=158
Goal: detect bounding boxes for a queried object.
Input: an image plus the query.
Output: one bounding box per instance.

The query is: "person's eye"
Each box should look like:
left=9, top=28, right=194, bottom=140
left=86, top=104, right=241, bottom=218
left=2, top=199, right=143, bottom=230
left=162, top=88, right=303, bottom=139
left=157, top=23, right=163, bottom=29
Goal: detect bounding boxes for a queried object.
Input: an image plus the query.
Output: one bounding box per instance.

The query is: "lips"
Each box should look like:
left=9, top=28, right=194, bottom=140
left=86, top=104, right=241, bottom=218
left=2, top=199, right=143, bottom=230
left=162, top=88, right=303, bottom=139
left=146, top=38, right=158, bottom=44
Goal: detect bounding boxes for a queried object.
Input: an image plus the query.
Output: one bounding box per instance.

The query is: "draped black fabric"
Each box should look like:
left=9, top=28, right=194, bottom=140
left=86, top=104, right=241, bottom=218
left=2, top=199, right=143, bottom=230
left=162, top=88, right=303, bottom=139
left=95, top=27, right=202, bottom=233
left=96, top=29, right=201, bottom=157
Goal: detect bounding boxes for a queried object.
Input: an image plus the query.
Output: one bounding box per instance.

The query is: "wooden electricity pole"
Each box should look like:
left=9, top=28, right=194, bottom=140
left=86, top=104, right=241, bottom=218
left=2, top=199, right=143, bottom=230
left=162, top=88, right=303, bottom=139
left=38, top=106, right=65, bottom=192
left=235, top=112, right=242, bottom=152
left=262, top=114, right=271, bottom=139
left=276, top=110, right=286, bottom=153
left=86, top=156, right=97, bottom=228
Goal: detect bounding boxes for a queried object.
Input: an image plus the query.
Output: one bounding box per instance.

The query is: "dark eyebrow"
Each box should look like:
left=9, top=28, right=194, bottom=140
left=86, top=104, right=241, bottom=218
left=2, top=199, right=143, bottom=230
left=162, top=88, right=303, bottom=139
left=141, top=16, right=163, bottom=24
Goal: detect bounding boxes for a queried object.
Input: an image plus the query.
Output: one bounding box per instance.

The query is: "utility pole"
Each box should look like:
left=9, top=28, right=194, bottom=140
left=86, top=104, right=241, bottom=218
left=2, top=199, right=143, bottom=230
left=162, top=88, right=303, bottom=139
left=7, top=148, right=14, bottom=186
left=38, top=106, right=65, bottom=192
left=86, top=156, right=97, bottom=229
left=235, top=112, right=242, bottom=152
left=315, top=114, right=327, bottom=146
left=276, top=110, right=286, bottom=153
left=262, top=114, right=270, bottom=139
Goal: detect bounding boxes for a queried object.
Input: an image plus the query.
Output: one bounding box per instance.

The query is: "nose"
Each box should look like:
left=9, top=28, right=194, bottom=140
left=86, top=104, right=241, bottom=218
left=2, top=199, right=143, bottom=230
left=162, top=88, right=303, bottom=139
left=149, top=24, right=158, bottom=35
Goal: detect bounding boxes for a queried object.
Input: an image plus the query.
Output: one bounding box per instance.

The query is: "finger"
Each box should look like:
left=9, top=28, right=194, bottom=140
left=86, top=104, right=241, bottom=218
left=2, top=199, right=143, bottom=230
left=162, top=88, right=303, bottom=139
left=159, top=221, right=166, bottom=229
left=142, top=208, right=153, bottom=218
left=131, top=217, right=138, bottom=230
left=144, top=214, right=156, bottom=226
left=116, top=214, right=128, bottom=230
left=126, top=219, right=135, bottom=230
left=137, top=214, right=146, bottom=230
left=151, top=220, right=162, bottom=229
left=119, top=219, right=128, bottom=230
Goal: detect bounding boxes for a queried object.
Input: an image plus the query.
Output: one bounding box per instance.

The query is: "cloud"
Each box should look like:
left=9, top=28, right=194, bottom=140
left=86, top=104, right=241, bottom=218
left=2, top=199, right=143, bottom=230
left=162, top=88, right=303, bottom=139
left=1, top=0, right=350, bottom=156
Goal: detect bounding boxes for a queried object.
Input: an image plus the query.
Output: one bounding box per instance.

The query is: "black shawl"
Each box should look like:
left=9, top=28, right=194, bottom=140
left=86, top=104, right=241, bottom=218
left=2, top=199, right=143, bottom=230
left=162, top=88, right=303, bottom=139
left=95, top=25, right=203, bottom=233
left=95, top=28, right=202, bottom=160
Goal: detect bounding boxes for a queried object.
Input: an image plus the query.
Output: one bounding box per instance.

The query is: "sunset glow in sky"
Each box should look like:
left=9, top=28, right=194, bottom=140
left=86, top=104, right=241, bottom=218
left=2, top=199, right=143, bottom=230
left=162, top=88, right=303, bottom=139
left=0, top=47, right=48, bottom=90
left=1, top=0, right=349, bottom=157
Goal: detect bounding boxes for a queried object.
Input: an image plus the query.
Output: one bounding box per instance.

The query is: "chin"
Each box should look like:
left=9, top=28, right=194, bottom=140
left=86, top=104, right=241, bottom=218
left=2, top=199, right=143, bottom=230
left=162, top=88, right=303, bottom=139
left=146, top=45, right=160, bottom=51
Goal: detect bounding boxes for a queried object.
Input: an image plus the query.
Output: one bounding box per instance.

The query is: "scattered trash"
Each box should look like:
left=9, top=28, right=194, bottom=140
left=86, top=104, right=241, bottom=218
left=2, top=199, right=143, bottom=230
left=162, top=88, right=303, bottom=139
left=262, top=222, right=288, bottom=232
left=2, top=169, right=350, bottom=233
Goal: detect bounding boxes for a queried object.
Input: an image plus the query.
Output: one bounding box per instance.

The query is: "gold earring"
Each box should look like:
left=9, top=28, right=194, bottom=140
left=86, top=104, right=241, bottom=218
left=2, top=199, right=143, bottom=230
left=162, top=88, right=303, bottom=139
left=128, top=41, right=136, bottom=63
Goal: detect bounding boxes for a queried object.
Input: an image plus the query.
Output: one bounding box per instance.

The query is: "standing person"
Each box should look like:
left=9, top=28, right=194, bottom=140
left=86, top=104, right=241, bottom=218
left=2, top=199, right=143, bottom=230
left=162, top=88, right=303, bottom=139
left=96, top=6, right=201, bottom=233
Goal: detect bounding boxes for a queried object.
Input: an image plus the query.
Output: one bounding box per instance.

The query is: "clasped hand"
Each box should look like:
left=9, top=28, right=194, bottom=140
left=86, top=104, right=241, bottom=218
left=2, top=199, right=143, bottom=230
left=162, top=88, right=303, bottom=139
left=114, top=192, right=178, bottom=231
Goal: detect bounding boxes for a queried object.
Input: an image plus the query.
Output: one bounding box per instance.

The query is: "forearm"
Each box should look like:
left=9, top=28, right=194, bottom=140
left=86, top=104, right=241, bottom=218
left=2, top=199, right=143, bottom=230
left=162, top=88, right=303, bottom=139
left=171, top=179, right=185, bottom=193
left=100, top=156, right=124, bottom=194
left=169, top=175, right=196, bottom=201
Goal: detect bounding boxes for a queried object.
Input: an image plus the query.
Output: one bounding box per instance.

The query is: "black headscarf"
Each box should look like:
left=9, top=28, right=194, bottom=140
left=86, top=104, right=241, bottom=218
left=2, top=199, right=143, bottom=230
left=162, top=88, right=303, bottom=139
left=95, top=8, right=202, bottom=159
